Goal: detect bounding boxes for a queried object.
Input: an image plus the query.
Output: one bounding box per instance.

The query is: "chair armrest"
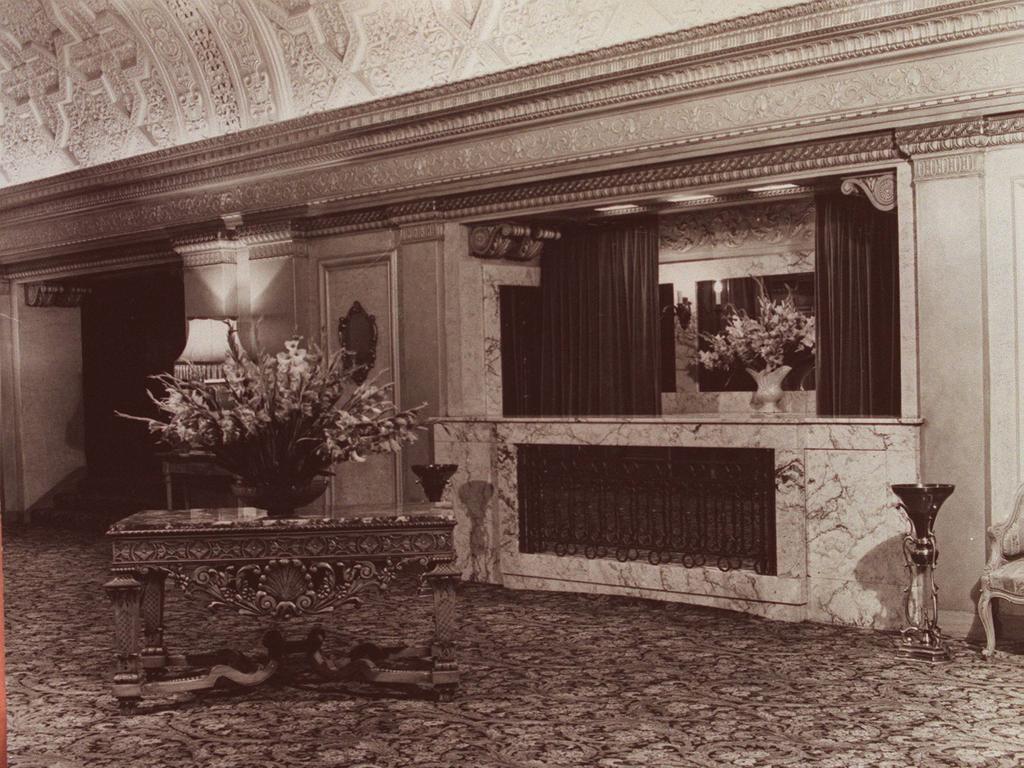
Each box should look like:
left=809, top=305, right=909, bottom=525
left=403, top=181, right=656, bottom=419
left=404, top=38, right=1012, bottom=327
left=986, top=520, right=1010, bottom=571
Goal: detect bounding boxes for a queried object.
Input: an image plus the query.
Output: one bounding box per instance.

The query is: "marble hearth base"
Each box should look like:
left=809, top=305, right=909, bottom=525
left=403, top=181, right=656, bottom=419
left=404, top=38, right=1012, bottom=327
left=504, top=553, right=807, bottom=623
left=433, top=415, right=922, bottom=630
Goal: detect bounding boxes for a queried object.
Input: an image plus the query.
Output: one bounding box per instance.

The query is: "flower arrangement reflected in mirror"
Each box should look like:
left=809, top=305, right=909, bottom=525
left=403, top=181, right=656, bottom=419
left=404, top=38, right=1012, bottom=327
left=698, top=279, right=815, bottom=412
left=120, top=323, right=421, bottom=517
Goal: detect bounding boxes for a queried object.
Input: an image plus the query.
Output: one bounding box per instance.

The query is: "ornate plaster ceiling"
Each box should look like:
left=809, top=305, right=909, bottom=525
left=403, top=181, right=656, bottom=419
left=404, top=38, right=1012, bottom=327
left=0, top=0, right=805, bottom=189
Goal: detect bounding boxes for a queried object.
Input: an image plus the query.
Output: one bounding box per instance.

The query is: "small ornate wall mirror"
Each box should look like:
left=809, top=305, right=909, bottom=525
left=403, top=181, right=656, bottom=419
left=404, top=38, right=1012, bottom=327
left=338, top=301, right=378, bottom=383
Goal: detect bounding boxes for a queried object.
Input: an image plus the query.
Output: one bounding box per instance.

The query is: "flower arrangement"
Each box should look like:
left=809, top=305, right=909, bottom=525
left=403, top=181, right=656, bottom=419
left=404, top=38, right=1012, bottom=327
left=699, top=280, right=815, bottom=375
left=121, top=326, right=421, bottom=495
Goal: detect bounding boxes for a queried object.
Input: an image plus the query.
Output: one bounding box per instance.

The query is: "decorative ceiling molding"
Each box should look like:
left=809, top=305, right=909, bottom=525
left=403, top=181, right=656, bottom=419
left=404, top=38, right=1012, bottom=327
left=1, top=0, right=1020, bottom=214
left=0, top=0, right=814, bottom=190
left=0, top=3, right=1020, bottom=263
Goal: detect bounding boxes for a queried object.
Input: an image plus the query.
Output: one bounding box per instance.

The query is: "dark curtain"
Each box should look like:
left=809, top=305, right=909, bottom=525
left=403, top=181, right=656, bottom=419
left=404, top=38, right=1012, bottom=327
left=815, top=192, right=900, bottom=416
left=81, top=264, right=186, bottom=478
left=500, top=285, right=543, bottom=416
left=539, top=219, right=661, bottom=415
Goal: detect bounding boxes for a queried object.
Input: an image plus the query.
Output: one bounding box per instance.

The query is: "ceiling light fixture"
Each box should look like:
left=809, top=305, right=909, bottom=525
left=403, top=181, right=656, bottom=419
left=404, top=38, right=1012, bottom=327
left=594, top=203, right=644, bottom=212
left=747, top=183, right=801, bottom=192
left=666, top=193, right=716, bottom=202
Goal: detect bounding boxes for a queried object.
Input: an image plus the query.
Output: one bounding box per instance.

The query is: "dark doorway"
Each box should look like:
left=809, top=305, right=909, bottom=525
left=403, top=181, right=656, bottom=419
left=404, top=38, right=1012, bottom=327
left=80, top=265, right=185, bottom=486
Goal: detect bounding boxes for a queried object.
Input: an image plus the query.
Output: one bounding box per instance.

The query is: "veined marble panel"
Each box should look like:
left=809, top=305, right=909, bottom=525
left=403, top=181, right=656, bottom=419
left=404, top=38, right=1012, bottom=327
left=482, top=264, right=540, bottom=417
left=804, top=448, right=921, bottom=629
left=433, top=437, right=500, bottom=584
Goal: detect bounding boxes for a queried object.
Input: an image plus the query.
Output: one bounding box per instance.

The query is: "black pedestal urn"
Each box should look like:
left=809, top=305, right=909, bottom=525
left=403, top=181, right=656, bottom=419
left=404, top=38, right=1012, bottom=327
left=412, top=464, right=458, bottom=502
left=891, top=483, right=955, bottom=662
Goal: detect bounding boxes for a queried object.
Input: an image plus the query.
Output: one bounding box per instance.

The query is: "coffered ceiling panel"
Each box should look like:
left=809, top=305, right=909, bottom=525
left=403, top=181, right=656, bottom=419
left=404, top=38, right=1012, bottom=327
left=0, top=0, right=804, bottom=188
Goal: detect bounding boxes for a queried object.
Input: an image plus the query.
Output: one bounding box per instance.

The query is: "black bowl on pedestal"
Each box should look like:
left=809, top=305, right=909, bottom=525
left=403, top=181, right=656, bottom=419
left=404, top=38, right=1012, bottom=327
left=891, top=484, right=955, bottom=539
left=412, top=464, right=458, bottom=502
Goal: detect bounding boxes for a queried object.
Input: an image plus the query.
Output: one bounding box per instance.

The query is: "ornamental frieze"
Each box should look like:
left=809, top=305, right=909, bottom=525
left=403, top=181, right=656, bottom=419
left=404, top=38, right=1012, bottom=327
left=111, top=530, right=454, bottom=566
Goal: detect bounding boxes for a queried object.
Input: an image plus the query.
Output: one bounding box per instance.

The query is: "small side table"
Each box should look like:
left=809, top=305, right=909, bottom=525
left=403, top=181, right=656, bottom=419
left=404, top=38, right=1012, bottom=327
left=157, top=452, right=233, bottom=510
left=104, top=502, right=460, bottom=713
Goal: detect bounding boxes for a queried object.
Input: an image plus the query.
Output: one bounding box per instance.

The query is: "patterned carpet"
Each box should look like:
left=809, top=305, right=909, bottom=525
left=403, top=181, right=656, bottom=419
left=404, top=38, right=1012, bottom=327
left=5, top=525, right=1024, bottom=768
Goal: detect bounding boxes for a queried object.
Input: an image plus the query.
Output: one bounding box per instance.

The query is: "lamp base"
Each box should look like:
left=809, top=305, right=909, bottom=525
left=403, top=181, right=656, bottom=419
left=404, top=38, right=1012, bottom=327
left=895, top=637, right=952, bottom=663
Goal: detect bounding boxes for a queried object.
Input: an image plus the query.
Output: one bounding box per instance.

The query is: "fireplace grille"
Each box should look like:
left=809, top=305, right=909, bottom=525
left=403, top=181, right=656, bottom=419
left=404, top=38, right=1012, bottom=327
left=517, top=445, right=776, bottom=575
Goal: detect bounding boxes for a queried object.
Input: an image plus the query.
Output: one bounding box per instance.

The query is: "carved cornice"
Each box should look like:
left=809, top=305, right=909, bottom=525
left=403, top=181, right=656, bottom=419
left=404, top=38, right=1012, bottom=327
left=0, top=0, right=1021, bottom=231
left=172, top=236, right=244, bottom=268
left=0, top=132, right=902, bottom=271
left=236, top=222, right=309, bottom=261
left=398, top=222, right=446, bottom=244
left=841, top=173, right=897, bottom=211
left=896, top=113, right=1024, bottom=155
left=911, top=151, right=986, bottom=180
left=3, top=247, right=178, bottom=281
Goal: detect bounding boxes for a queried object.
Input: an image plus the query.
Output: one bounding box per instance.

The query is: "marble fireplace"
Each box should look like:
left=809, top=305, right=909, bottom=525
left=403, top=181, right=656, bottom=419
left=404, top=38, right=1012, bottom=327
left=433, top=186, right=923, bottom=631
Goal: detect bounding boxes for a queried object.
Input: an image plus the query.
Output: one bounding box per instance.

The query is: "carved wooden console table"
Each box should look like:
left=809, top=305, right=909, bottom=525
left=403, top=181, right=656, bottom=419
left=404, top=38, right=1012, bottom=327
left=104, top=502, right=459, bottom=714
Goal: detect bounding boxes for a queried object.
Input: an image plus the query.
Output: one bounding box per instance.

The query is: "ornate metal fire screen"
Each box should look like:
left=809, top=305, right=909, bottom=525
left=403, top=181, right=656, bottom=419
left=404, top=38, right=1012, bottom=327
left=517, top=445, right=777, bottom=575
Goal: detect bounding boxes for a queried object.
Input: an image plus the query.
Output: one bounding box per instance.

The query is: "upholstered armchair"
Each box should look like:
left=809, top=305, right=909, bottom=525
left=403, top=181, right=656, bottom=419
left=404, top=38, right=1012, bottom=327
left=978, top=485, right=1024, bottom=656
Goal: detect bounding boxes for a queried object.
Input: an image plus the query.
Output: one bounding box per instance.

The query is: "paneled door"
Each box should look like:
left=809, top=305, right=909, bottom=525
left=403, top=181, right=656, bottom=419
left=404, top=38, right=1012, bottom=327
left=319, top=252, right=401, bottom=508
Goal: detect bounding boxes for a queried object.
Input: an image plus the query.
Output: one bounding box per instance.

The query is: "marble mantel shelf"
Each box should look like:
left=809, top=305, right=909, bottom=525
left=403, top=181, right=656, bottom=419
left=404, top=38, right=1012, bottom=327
left=431, top=415, right=923, bottom=426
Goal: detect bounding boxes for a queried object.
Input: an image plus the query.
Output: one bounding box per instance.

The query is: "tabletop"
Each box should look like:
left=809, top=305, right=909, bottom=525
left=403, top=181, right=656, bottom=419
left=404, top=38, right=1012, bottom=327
left=108, top=501, right=455, bottom=535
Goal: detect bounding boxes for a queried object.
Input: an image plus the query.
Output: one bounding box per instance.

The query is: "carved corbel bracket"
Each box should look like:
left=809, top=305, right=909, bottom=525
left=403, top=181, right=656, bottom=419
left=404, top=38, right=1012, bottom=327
left=840, top=172, right=896, bottom=212
left=469, top=222, right=561, bottom=261
left=23, top=281, right=91, bottom=308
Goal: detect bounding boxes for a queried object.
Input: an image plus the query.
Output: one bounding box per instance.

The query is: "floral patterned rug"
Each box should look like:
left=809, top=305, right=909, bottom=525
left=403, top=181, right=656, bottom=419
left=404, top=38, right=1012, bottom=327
left=5, top=524, right=1024, bottom=768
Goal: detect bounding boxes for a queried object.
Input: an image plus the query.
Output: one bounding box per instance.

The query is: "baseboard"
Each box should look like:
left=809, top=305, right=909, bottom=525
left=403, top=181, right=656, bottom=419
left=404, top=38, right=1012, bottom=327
left=941, top=605, right=1024, bottom=645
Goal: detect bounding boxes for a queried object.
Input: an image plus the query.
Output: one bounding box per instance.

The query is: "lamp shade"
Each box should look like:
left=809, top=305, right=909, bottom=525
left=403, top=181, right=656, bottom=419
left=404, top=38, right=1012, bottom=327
left=175, top=317, right=235, bottom=381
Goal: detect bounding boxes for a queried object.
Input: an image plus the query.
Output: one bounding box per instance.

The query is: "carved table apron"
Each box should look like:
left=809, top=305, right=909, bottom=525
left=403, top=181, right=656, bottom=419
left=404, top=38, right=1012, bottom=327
left=104, top=503, right=459, bottom=714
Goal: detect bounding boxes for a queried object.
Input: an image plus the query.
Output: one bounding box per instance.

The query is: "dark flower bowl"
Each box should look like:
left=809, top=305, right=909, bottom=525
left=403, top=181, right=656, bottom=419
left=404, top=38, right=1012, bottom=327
left=411, top=464, right=459, bottom=502
left=231, top=476, right=330, bottom=519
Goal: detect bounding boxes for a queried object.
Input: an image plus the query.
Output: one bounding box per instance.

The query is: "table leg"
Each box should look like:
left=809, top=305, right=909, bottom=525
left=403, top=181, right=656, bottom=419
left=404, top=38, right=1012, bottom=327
left=104, top=575, right=143, bottom=714
left=140, top=570, right=167, bottom=672
left=425, top=560, right=461, bottom=700
left=162, top=462, right=174, bottom=510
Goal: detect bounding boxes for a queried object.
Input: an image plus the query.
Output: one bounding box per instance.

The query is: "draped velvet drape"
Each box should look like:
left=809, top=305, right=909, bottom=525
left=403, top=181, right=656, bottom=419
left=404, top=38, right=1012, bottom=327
left=815, top=192, right=901, bottom=417
left=539, top=220, right=661, bottom=415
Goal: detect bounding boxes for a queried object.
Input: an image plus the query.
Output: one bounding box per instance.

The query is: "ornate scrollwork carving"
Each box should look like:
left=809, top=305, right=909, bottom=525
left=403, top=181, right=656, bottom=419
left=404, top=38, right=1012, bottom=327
left=840, top=173, right=896, bottom=212
left=469, top=222, right=561, bottom=261
left=181, top=558, right=409, bottom=619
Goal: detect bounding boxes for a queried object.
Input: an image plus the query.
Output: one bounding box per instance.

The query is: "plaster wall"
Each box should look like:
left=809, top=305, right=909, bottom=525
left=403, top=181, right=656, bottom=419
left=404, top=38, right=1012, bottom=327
left=0, top=287, right=18, bottom=515
left=398, top=231, right=447, bottom=501
left=15, top=296, right=85, bottom=510
left=914, top=153, right=989, bottom=622
left=249, top=254, right=310, bottom=352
